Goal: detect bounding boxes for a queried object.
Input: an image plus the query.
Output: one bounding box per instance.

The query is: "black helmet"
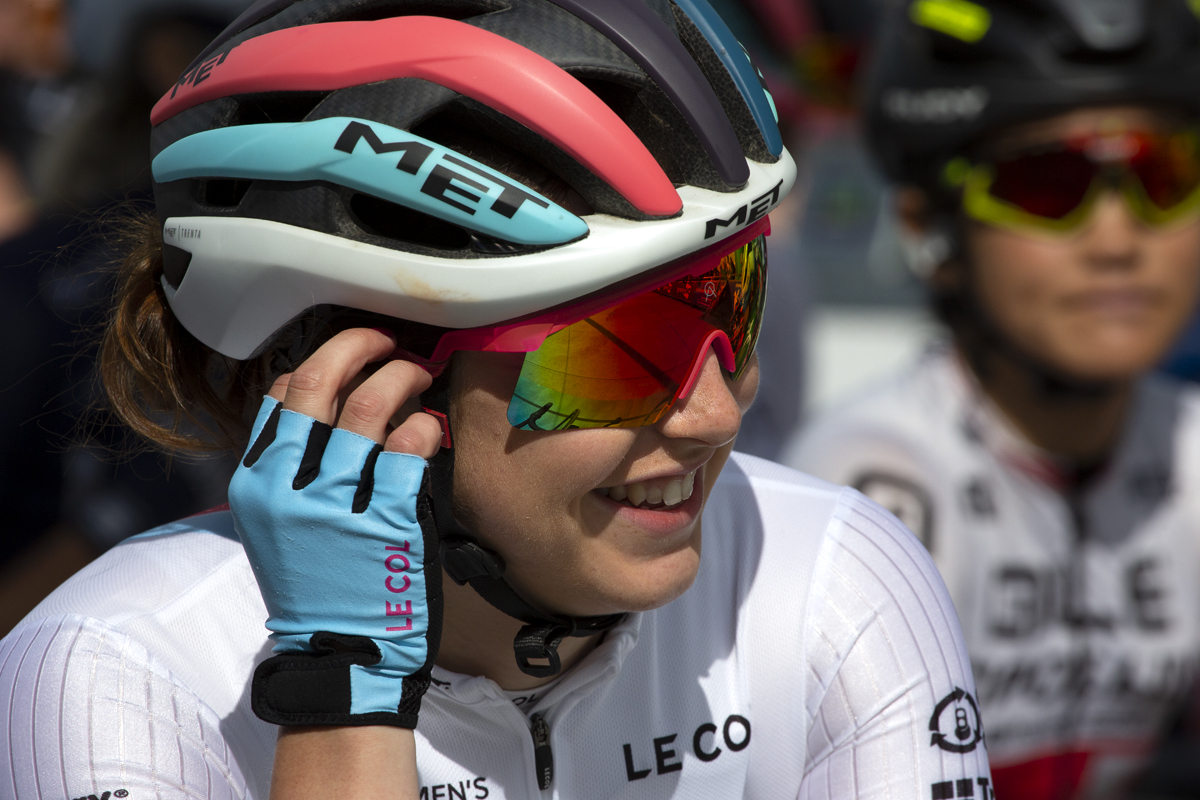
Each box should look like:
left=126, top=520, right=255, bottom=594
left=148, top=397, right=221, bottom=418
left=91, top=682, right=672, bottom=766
left=863, top=0, right=1200, bottom=189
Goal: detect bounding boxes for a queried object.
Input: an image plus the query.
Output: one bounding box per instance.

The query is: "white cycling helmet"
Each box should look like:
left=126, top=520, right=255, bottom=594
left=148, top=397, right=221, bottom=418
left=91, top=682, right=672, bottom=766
left=149, top=0, right=795, bottom=360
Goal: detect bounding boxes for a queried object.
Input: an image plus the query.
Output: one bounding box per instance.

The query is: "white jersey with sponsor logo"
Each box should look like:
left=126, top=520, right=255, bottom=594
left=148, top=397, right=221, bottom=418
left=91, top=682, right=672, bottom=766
left=787, top=346, right=1200, bottom=800
left=0, top=454, right=989, bottom=800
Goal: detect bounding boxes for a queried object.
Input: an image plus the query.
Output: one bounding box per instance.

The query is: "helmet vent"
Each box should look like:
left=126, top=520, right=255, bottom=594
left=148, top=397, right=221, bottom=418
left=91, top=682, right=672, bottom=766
left=233, top=93, right=330, bottom=126
left=318, top=0, right=508, bottom=23
left=670, top=3, right=774, bottom=164
left=1059, top=37, right=1147, bottom=65
left=571, top=74, right=726, bottom=192
left=203, top=179, right=253, bottom=207
left=574, top=76, right=642, bottom=120
left=348, top=192, right=472, bottom=250
left=410, top=108, right=594, bottom=215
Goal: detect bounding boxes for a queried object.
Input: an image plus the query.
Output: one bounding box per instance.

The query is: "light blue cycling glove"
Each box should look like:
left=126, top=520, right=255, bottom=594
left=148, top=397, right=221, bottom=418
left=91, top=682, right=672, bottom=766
left=228, top=396, right=442, bottom=728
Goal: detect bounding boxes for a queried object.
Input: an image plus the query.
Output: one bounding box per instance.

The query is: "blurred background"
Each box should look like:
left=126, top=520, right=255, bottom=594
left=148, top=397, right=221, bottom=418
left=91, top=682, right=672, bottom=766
left=11, top=0, right=1200, bottom=619
left=709, top=0, right=946, bottom=459
left=0, top=0, right=250, bottom=634
left=2, top=0, right=1200, bottom=796
left=0, top=0, right=945, bottom=631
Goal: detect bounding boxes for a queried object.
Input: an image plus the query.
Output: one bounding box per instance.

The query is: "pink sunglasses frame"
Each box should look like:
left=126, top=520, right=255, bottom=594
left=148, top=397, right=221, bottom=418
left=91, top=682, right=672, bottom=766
left=394, top=217, right=771, bottom=379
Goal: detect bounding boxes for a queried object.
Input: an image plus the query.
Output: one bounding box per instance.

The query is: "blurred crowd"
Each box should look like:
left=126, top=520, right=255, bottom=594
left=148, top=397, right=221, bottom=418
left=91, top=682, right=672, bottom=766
left=0, top=0, right=847, bottom=632
left=4, top=0, right=1200, bottom=798
left=0, top=0, right=248, bottom=632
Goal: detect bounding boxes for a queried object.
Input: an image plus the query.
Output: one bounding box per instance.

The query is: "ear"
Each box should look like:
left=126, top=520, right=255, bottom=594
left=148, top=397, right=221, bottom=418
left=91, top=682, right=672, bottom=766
left=894, top=186, right=932, bottom=235
left=893, top=186, right=952, bottom=279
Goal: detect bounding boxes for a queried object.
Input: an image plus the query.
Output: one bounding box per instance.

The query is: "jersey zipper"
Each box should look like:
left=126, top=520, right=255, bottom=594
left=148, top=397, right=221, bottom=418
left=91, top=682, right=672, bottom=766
left=530, top=712, right=554, bottom=790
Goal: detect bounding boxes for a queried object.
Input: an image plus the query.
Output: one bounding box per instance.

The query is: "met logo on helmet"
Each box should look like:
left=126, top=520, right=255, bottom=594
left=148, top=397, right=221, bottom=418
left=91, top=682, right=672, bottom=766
left=334, top=122, right=550, bottom=222
left=151, top=117, right=589, bottom=247
left=168, top=42, right=240, bottom=100
left=704, top=180, right=784, bottom=239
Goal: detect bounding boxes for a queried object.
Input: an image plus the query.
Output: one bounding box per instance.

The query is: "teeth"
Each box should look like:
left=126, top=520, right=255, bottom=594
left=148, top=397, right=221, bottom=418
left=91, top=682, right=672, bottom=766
left=600, top=470, right=698, bottom=509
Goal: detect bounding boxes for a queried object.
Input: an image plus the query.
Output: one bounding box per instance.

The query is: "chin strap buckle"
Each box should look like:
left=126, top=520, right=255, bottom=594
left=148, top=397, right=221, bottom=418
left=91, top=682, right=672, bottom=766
left=440, top=538, right=506, bottom=585
left=513, top=619, right=577, bottom=678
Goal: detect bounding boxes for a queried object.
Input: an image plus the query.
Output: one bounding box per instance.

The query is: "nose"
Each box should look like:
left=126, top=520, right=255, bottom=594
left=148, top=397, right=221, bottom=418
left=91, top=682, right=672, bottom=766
left=1081, top=190, right=1142, bottom=271
left=655, top=348, right=756, bottom=447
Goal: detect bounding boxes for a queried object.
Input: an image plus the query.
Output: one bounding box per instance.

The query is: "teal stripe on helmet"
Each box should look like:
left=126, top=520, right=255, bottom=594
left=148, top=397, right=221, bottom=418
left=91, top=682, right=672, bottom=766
left=152, top=117, right=589, bottom=247
left=673, top=0, right=783, bottom=156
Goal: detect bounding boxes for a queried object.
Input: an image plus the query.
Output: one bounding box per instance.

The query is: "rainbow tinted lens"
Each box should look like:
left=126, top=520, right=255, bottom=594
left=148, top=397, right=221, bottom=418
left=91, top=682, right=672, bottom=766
left=507, top=235, right=767, bottom=430
left=958, top=129, right=1200, bottom=232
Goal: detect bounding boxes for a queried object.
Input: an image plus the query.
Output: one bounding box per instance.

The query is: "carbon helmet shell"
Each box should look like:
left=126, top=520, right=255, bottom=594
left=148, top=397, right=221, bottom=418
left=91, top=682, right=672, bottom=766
left=863, top=0, right=1200, bottom=189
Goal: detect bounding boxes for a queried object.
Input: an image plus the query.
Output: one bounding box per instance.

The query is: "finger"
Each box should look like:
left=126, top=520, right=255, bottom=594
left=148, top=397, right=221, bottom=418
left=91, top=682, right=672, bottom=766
left=282, top=329, right=396, bottom=424
left=385, top=412, right=443, bottom=459
left=336, top=360, right=433, bottom=444
left=267, top=372, right=293, bottom=402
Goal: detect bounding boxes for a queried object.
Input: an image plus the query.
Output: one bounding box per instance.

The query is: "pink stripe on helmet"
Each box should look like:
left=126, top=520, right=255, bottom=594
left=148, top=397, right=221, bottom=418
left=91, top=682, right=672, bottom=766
left=151, top=17, right=681, bottom=217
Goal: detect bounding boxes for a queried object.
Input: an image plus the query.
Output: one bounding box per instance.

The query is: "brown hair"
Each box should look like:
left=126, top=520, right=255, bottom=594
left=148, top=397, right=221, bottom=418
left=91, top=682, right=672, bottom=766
left=99, top=209, right=273, bottom=454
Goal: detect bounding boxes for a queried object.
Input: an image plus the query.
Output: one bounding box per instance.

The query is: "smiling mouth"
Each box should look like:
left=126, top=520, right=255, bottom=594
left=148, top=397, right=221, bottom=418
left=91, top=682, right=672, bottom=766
left=595, top=470, right=697, bottom=509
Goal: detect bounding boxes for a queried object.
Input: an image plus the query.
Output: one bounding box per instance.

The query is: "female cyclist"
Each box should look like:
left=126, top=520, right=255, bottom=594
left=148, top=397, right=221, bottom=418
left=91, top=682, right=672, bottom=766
left=1, top=1, right=988, bottom=797
left=791, top=1, right=1200, bottom=798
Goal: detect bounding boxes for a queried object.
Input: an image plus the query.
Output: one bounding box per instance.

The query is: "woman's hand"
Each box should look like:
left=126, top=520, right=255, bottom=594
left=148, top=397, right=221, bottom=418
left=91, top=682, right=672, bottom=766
left=266, top=327, right=442, bottom=459
left=228, top=329, right=444, bottom=798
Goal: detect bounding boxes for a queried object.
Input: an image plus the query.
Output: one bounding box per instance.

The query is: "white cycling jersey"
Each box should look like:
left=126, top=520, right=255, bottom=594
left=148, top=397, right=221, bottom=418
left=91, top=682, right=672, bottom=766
left=787, top=346, right=1200, bottom=800
left=0, top=453, right=991, bottom=800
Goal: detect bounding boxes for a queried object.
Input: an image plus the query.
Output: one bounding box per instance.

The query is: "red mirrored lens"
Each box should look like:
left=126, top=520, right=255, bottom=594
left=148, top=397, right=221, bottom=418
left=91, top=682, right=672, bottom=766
left=989, top=150, right=1098, bottom=219
left=1129, top=132, right=1200, bottom=210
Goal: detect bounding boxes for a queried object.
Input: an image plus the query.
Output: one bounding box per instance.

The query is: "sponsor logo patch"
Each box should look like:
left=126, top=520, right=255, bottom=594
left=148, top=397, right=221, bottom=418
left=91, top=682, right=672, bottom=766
left=882, top=86, right=989, bottom=124
left=930, top=687, right=984, bottom=753
left=854, top=472, right=935, bottom=549
left=963, top=478, right=995, bottom=517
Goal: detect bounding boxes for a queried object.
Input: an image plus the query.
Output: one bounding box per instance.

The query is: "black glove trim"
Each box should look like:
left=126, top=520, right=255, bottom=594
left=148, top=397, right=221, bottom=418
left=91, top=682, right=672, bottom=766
left=251, top=631, right=424, bottom=728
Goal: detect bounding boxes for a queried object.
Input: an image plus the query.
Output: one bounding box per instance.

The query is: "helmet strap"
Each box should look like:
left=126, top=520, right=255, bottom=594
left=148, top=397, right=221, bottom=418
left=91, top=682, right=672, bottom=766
left=423, top=378, right=625, bottom=679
